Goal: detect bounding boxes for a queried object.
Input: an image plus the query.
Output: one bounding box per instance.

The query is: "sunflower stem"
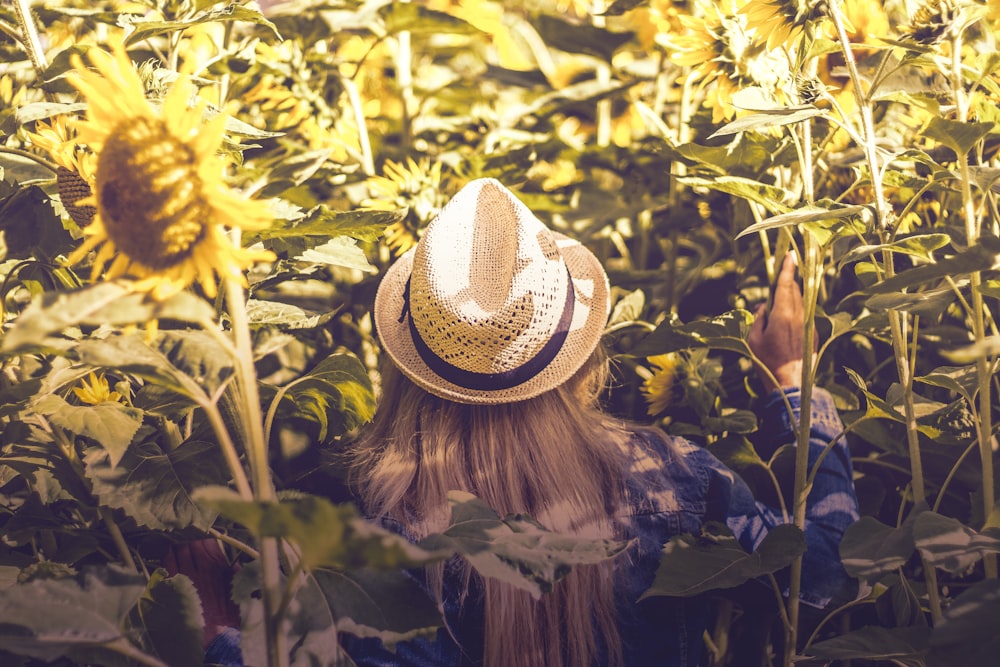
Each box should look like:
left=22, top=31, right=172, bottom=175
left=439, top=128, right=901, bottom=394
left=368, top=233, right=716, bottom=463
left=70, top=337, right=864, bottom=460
left=223, top=275, right=287, bottom=667
left=12, top=0, right=48, bottom=80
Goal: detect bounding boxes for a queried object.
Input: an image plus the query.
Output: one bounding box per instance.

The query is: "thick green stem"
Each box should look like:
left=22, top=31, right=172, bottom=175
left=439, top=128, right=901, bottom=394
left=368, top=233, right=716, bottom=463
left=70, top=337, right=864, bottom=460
left=12, top=0, right=48, bottom=80
left=950, top=27, right=997, bottom=578
left=223, top=276, right=286, bottom=667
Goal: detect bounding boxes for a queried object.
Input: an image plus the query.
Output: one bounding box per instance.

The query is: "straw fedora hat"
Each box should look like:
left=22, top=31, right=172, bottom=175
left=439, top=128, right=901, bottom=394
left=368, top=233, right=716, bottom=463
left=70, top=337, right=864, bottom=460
left=374, top=178, right=611, bottom=404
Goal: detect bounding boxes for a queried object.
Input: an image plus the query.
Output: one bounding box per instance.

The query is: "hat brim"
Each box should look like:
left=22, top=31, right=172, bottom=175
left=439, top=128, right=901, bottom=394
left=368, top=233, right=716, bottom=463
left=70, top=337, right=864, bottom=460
left=374, top=232, right=610, bottom=404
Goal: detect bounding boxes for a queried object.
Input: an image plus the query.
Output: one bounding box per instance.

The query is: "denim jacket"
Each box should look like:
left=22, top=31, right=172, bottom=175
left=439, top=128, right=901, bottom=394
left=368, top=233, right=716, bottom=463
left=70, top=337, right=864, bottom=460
left=208, top=388, right=859, bottom=667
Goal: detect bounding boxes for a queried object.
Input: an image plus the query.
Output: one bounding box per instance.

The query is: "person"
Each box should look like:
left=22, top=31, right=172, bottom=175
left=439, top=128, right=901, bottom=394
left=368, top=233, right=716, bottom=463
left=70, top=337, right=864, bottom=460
left=201, top=178, right=859, bottom=666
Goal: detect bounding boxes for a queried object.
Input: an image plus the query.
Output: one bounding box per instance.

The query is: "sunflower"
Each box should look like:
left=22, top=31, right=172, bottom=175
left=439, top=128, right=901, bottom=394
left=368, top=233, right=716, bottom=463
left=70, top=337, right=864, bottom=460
left=363, top=157, right=444, bottom=255
left=73, top=371, right=125, bottom=405
left=640, top=353, right=681, bottom=416
left=24, top=116, right=98, bottom=228
left=742, top=0, right=829, bottom=51
left=901, top=0, right=960, bottom=45
left=65, top=43, right=274, bottom=300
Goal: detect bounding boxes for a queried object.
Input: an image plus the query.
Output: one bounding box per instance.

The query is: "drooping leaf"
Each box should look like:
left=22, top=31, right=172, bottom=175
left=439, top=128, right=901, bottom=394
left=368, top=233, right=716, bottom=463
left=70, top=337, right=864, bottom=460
left=129, top=570, right=204, bottom=667
left=913, top=511, right=1000, bottom=574
left=0, top=567, right=146, bottom=662
left=534, top=14, right=634, bottom=62
left=195, top=487, right=445, bottom=571
left=84, top=439, right=227, bottom=531
left=678, top=176, right=794, bottom=214
left=805, top=625, right=929, bottom=662
left=838, top=234, right=953, bottom=266
left=607, top=288, right=645, bottom=327
left=272, top=352, right=376, bottom=440
left=420, top=491, right=633, bottom=599
left=0, top=284, right=216, bottom=355
left=258, top=149, right=334, bottom=199
left=313, top=568, right=442, bottom=647
left=941, top=335, right=1000, bottom=364
left=297, top=236, right=377, bottom=273
left=839, top=512, right=920, bottom=583
left=121, top=2, right=280, bottom=45
left=378, top=2, right=479, bottom=36
left=251, top=206, right=400, bottom=258
left=922, top=117, right=995, bottom=157
left=75, top=330, right=233, bottom=402
left=0, top=185, right=73, bottom=263
left=33, top=394, right=142, bottom=468
left=628, top=309, right=753, bottom=358
left=928, top=580, right=1000, bottom=667
left=736, top=203, right=871, bottom=239
left=865, top=287, right=957, bottom=320
left=707, top=105, right=827, bottom=139
left=866, top=235, right=1000, bottom=295
left=640, top=522, right=805, bottom=599
left=245, top=299, right=335, bottom=330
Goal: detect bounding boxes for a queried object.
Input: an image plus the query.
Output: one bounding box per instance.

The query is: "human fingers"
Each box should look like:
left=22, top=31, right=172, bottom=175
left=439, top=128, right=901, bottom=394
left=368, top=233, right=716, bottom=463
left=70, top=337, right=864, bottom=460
left=770, top=254, right=802, bottom=318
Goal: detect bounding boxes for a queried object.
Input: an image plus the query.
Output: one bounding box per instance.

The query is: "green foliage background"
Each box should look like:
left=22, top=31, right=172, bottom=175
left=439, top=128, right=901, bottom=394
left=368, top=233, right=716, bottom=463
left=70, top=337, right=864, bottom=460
left=1, top=0, right=999, bottom=665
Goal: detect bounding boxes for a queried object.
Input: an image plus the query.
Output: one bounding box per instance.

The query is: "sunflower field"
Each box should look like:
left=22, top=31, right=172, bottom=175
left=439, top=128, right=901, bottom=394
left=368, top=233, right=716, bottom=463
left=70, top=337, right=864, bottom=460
left=1, top=0, right=999, bottom=665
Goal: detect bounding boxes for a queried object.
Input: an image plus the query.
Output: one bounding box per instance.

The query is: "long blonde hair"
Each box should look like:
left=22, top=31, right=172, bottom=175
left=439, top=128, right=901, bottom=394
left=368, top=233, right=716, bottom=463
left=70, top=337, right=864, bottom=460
left=352, top=350, right=629, bottom=667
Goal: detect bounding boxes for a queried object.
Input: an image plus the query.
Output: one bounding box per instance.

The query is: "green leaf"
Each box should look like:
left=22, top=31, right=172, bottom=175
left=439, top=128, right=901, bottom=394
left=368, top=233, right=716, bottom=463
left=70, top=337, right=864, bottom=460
left=250, top=206, right=400, bottom=257
left=0, top=567, right=145, bottom=662
left=805, top=626, right=929, bottom=662
left=678, top=176, right=794, bottom=214
left=864, top=286, right=956, bottom=319
left=866, top=235, right=1000, bottom=295
left=736, top=203, right=871, bottom=239
left=129, top=570, right=204, bottom=667
left=245, top=299, right=335, bottom=330
left=640, top=522, right=805, bottom=599
left=0, top=284, right=216, bottom=355
left=707, top=105, right=826, bottom=139
left=839, top=513, right=919, bottom=583
left=922, top=117, right=995, bottom=157
left=275, top=353, right=376, bottom=440
left=257, top=149, right=334, bottom=199
left=629, top=310, right=753, bottom=358
left=84, top=439, right=227, bottom=531
left=195, top=488, right=445, bottom=571
left=313, top=569, right=442, bottom=647
left=13, top=101, right=87, bottom=125
left=607, top=288, right=645, bottom=327
left=420, top=491, right=632, bottom=599
left=297, top=236, right=376, bottom=273
left=941, top=335, right=1000, bottom=364
left=378, top=2, right=479, bottom=36
left=838, top=233, right=952, bottom=266
left=0, top=185, right=72, bottom=262
left=121, top=3, right=280, bottom=45
left=928, top=580, right=1000, bottom=667
left=76, top=330, right=233, bottom=401
left=534, top=14, right=634, bottom=62
left=916, top=365, right=980, bottom=405
left=913, top=512, right=987, bottom=574
left=33, top=395, right=142, bottom=468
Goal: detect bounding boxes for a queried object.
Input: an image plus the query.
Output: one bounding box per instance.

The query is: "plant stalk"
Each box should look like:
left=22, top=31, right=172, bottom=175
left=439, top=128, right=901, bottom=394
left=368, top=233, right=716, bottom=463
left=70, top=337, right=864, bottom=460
left=12, top=0, right=48, bottom=80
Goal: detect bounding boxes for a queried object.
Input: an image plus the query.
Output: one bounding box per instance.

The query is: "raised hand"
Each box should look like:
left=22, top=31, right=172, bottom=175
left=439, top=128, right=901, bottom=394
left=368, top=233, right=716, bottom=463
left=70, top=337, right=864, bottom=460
left=748, top=254, right=807, bottom=391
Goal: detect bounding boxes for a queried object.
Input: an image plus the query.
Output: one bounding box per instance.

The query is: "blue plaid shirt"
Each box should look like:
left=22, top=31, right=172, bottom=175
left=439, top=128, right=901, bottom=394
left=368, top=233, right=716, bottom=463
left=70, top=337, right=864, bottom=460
left=210, top=388, right=859, bottom=667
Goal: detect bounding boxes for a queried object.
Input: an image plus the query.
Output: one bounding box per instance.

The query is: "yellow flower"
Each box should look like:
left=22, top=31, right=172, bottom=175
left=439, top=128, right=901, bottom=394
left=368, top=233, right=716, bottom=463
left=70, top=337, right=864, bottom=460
left=25, top=117, right=98, bottom=228
left=65, top=43, right=274, bottom=301
left=364, top=158, right=445, bottom=255
left=641, top=353, right=681, bottom=416
left=742, top=0, right=828, bottom=51
left=73, top=372, right=124, bottom=405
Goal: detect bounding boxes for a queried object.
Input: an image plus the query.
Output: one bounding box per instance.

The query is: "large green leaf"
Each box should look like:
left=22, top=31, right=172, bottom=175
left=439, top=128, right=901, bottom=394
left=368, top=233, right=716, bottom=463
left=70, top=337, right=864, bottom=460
left=707, top=105, right=827, bottom=139
left=297, top=236, right=376, bottom=273
left=270, top=352, right=376, bottom=440
left=534, top=13, right=634, bottom=62
left=129, top=570, right=203, bottom=667
left=865, top=235, right=1000, bottom=295
left=736, top=203, right=871, bottom=239
left=628, top=310, right=753, bottom=358
left=0, top=185, right=71, bottom=262
left=33, top=394, right=143, bottom=468
left=805, top=625, right=929, bottom=663
left=378, top=2, right=479, bottom=36
left=928, top=580, right=1000, bottom=667
left=420, top=492, right=633, bottom=599
left=838, top=233, right=952, bottom=266
left=0, top=283, right=216, bottom=355
left=640, top=522, right=805, bottom=599
left=922, top=117, right=995, bottom=157
left=0, top=567, right=146, bottom=662
left=245, top=299, right=335, bottom=330
left=75, top=330, right=233, bottom=402
left=121, top=2, right=280, bottom=45
left=913, top=511, right=1000, bottom=574
left=313, top=569, right=442, bottom=647
left=84, top=439, right=227, bottom=531
left=195, top=487, right=445, bottom=571
left=839, top=513, right=919, bottom=583
left=678, top=176, right=794, bottom=214
left=250, top=206, right=400, bottom=257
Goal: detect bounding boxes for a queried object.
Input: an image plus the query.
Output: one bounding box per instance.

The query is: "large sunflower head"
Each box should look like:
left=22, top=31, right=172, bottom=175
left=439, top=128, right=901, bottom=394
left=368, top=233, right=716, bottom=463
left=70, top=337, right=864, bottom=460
left=65, top=43, right=274, bottom=300
left=742, top=0, right=829, bottom=51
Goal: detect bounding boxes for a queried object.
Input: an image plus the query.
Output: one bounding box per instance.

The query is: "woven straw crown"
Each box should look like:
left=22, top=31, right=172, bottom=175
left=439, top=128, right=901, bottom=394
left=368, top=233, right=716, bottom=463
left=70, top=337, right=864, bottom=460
left=374, top=178, right=610, bottom=404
